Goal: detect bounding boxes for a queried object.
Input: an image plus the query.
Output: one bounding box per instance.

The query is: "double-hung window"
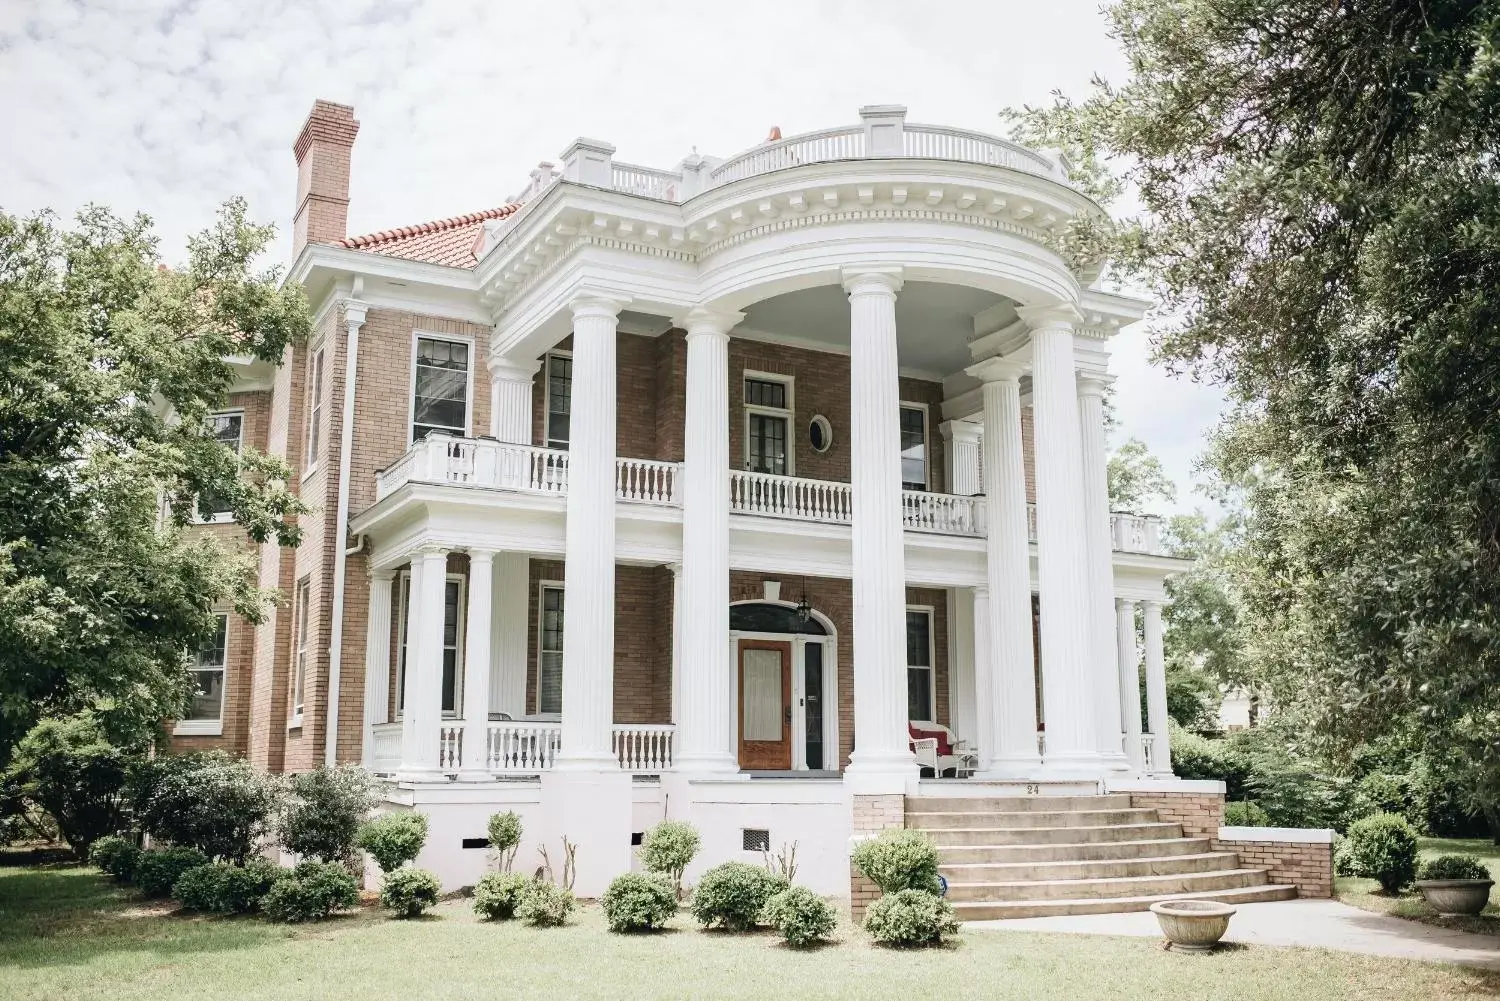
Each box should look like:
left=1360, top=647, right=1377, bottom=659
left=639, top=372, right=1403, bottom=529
left=199, top=410, right=243, bottom=520
left=305, top=346, right=325, bottom=471
left=545, top=352, right=572, bottom=449
left=291, top=577, right=311, bottom=724
left=744, top=376, right=792, bottom=475
left=179, top=614, right=228, bottom=732
left=412, top=336, right=470, bottom=442
left=900, top=404, right=928, bottom=491
left=906, top=608, right=935, bottom=722
left=537, top=584, right=564, bottom=715
left=395, top=572, right=465, bottom=716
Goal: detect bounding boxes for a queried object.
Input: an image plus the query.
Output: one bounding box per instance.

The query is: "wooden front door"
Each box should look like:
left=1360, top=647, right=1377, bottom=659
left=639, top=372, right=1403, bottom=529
left=738, top=639, right=792, bottom=770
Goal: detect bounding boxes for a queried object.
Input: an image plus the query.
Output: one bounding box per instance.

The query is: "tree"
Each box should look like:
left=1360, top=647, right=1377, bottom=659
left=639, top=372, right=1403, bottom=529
left=5, top=712, right=138, bottom=854
left=1107, top=437, right=1175, bottom=513
left=0, top=200, right=309, bottom=762
left=1008, top=1, right=1500, bottom=821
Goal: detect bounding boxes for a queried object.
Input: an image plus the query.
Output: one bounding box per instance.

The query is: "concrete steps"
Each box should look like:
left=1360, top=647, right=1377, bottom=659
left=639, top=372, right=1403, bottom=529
left=902, top=793, right=1296, bottom=918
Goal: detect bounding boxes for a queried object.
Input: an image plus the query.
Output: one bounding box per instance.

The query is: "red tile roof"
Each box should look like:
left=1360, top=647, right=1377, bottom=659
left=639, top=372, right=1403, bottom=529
left=336, top=204, right=521, bottom=268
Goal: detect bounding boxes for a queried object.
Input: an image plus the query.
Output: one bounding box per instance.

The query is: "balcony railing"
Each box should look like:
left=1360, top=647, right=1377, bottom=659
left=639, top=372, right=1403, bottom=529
left=729, top=470, right=852, bottom=522
left=1110, top=512, right=1163, bottom=555
left=374, top=720, right=675, bottom=776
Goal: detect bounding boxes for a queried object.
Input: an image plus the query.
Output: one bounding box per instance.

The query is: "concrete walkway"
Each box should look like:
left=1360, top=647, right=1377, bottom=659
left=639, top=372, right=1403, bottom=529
left=967, top=898, right=1500, bottom=970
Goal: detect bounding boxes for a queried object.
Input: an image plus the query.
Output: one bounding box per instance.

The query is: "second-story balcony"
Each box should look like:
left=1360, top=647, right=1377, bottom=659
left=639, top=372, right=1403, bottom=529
left=371, top=433, right=1164, bottom=554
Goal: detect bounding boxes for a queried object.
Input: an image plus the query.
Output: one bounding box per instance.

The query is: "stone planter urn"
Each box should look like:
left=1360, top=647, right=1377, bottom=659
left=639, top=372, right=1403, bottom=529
left=1150, top=900, right=1237, bottom=952
left=1415, top=879, right=1494, bottom=917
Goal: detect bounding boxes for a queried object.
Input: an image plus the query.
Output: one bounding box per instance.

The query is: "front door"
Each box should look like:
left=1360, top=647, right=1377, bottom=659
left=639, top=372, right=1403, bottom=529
left=738, top=639, right=792, bottom=770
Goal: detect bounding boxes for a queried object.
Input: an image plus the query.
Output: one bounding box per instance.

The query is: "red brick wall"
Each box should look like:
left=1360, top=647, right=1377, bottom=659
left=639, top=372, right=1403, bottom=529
left=1215, top=835, right=1331, bottom=898
left=1130, top=791, right=1225, bottom=840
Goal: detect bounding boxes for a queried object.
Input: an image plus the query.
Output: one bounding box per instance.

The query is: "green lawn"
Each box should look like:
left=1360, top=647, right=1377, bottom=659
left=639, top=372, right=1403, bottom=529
left=1337, top=836, right=1500, bottom=936
left=3, top=864, right=1497, bottom=1001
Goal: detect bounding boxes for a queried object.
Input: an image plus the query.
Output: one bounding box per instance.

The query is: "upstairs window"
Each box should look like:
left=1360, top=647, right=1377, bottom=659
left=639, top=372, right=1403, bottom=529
left=304, top=346, right=325, bottom=470
left=745, top=375, right=792, bottom=475
left=900, top=405, right=928, bottom=491
left=545, top=352, right=572, bottom=449
left=186, top=614, right=228, bottom=722
left=412, top=336, right=470, bottom=442
left=200, top=410, right=243, bottom=520
left=291, top=577, right=311, bottom=723
left=906, top=608, right=934, bottom=722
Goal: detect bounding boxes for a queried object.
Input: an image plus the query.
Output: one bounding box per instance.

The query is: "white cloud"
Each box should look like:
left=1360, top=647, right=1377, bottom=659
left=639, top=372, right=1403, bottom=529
left=0, top=0, right=1226, bottom=485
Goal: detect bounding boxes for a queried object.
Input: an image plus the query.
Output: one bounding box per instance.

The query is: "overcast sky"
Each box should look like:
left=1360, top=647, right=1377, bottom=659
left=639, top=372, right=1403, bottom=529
left=0, top=0, right=1225, bottom=513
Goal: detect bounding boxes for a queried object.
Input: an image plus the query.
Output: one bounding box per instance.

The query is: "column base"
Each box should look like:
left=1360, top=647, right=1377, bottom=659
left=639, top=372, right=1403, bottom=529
left=553, top=750, right=622, bottom=773
left=671, top=752, right=740, bottom=776
left=394, top=765, right=445, bottom=783
left=975, top=755, right=1044, bottom=779
left=844, top=751, right=919, bottom=795
left=1033, top=749, right=1111, bottom=781
left=539, top=768, right=633, bottom=898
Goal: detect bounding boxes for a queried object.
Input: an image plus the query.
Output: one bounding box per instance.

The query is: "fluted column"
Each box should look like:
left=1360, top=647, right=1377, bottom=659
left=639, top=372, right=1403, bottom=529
left=360, top=569, right=395, bottom=765
left=1116, top=598, right=1144, bottom=771
left=1079, top=373, right=1128, bottom=768
left=940, top=420, right=983, bottom=496
left=1017, top=304, right=1100, bottom=771
left=668, top=562, right=683, bottom=724
left=557, top=293, right=628, bottom=768
left=674, top=308, right=742, bottom=772
left=842, top=266, right=916, bottom=790
left=970, top=585, right=994, bottom=767
left=1143, top=599, right=1172, bottom=775
left=459, top=549, right=494, bottom=780
left=491, top=552, right=528, bottom=717
left=489, top=357, right=539, bottom=443
left=968, top=358, right=1040, bottom=774
left=398, top=546, right=449, bottom=779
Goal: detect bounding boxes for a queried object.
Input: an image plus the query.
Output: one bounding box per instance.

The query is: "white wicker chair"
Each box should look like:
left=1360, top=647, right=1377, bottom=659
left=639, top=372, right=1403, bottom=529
left=908, top=721, right=977, bottom=777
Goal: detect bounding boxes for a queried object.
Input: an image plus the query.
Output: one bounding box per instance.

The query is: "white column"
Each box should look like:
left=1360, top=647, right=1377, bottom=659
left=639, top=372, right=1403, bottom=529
left=489, top=357, right=539, bottom=443
left=398, top=546, right=448, bottom=780
left=1078, top=374, right=1128, bottom=768
left=842, top=266, right=917, bottom=790
left=1116, top=598, right=1144, bottom=771
left=939, top=420, right=983, bottom=496
left=490, top=552, right=528, bottom=718
left=668, top=562, right=683, bottom=725
left=968, top=359, right=1040, bottom=774
left=970, top=585, right=995, bottom=769
left=673, top=307, right=741, bottom=772
left=459, top=549, right=494, bottom=780
left=1017, top=305, right=1100, bottom=772
left=360, top=569, right=395, bottom=765
left=947, top=588, right=977, bottom=745
left=558, top=293, right=627, bottom=767
left=1143, top=599, right=1172, bottom=775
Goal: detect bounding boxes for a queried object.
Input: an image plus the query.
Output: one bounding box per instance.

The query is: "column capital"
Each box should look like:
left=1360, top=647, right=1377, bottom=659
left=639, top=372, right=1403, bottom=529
left=569, top=290, right=631, bottom=320
left=343, top=299, right=369, bottom=332
left=939, top=419, right=982, bottom=445
left=666, top=561, right=683, bottom=577
left=1115, top=595, right=1139, bottom=611
left=675, top=306, right=744, bottom=339
left=416, top=544, right=450, bottom=561
left=467, top=547, right=496, bottom=565
left=973, top=584, right=991, bottom=601
left=371, top=567, right=398, bottom=582
left=488, top=355, right=541, bottom=383
left=1015, top=302, right=1083, bottom=332
left=841, top=265, right=903, bottom=297
left=1076, top=371, right=1115, bottom=398
left=966, top=356, right=1027, bottom=385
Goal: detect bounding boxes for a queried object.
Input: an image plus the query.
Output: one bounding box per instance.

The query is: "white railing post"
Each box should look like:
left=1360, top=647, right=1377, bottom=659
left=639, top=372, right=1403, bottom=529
left=560, top=137, right=616, bottom=187
left=860, top=104, right=907, bottom=157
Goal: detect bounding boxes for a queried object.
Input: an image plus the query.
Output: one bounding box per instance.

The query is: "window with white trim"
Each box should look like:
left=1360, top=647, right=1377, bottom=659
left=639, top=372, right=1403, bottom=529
left=412, top=336, right=470, bottom=442
left=199, top=410, right=243, bottom=519
left=906, top=607, right=935, bottom=721
left=291, top=577, right=311, bottom=723
left=537, top=583, right=564, bottom=715
left=395, top=572, right=466, bottom=716
left=900, top=404, right=928, bottom=491
left=545, top=352, right=572, bottom=449
left=744, top=375, right=792, bottom=475
left=305, top=346, right=325, bottom=470
left=186, top=614, right=228, bottom=722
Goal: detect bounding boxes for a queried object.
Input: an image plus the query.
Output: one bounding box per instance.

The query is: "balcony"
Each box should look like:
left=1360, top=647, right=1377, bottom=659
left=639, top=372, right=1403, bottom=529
left=372, top=434, right=1165, bottom=554
left=369, top=720, right=675, bottom=777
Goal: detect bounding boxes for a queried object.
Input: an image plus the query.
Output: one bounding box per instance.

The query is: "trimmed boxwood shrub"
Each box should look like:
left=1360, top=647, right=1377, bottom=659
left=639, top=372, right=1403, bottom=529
left=135, top=847, right=210, bottom=898
left=1223, top=800, right=1271, bottom=827
left=637, top=820, right=700, bottom=898
left=87, top=834, right=141, bottom=883
left=380, top=867, right=442, bottom=918
left=356, top=813, right=428, bottom=874
left=131, top=751, right=277, bottom=863
left=473, top=872, right=531, bottom=920
left=761, top=886, right=837, bottom=947
left=279, top=765, right=375, bottom=863
left=261, top=861, right=359, bottom=923
left=690, top=862, right=788, bottom=931
left=601, top=873, right=677, bottom=932
left=173, top=860, right=281, bottom=914
left=1344, top=812, right=1419, bottom=893
left=863, top=889, right=959, bottom=947
left=517, top=881, right=575, bottom=927
left=1419, top=854, right=1492, bottom=882
left=850, top=829, right=941, bottom=894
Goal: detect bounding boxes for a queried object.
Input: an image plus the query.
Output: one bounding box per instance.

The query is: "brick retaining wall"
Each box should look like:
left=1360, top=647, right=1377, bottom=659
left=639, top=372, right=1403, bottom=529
left=1128, top=790, right=1224, bottom=840
left=849, top=794, right=905, bottom=920
left=1216, top=827, right=1334, bottom=898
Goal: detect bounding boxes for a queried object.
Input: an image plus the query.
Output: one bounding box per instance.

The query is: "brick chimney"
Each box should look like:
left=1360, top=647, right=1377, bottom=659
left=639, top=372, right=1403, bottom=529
left=291, top=100, right=360, bottom=257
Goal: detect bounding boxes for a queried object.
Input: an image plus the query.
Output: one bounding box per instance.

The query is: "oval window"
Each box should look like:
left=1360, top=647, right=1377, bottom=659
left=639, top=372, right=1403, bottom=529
left=808, top=415, right=833, bottom=454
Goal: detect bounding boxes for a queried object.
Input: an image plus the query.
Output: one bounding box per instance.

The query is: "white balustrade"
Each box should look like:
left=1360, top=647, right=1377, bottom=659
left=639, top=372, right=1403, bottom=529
left=438, top=723, right=464, bottom=772
left=901, top=490, right=984, bottom=536
left=729, top=470, right=854, bottom=523
left=708, top=126, right=866, bottom=187
left=370, top=722, right=402, bottom=774
left=1141, top=733, right=1158, bottom=774
left=1110, top=512, right=1163, bottom=555
left=615, top=458, right=679, bottom=504
left=902, top=124, right=1061, bottom=177
left=610, top=162, right=680, bottom=201
left=611, top=724, right=675, bottom=773
left=486, top=720, right=564, bottom=773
